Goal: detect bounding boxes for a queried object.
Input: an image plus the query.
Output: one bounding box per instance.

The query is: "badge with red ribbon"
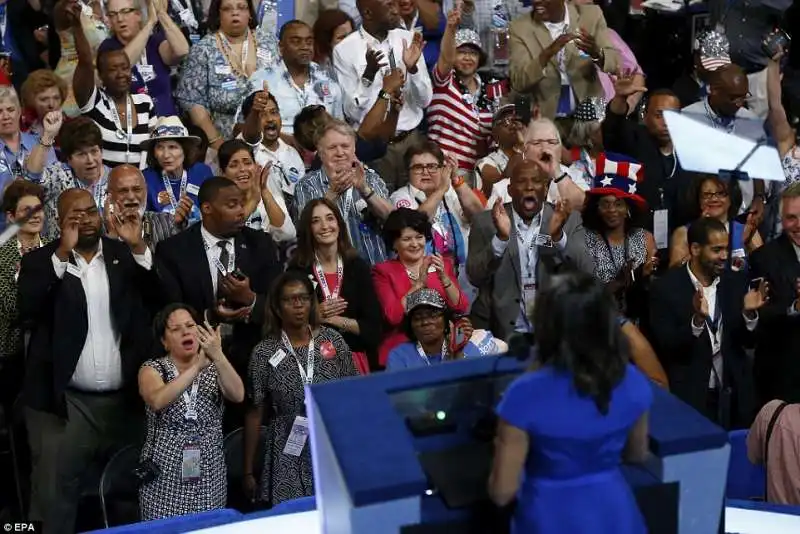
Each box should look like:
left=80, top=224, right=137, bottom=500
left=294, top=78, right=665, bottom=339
left=320, top=340, right=337, bottom=360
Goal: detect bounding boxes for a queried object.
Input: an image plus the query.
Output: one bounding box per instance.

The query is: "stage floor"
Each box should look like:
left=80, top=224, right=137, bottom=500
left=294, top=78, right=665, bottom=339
left=191, top=506, right=800, bottom=534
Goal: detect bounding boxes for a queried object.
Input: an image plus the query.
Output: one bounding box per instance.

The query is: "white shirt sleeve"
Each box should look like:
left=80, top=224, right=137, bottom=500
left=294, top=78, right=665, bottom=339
left=132, top=247, right=153, bottom=270
left=267, top=169, right=297, bottom=242
left=406, top=46, right=433, bottom=110
left=51, top=253, right=68, bottom=279
left=334, top=40, right=370, bottom=124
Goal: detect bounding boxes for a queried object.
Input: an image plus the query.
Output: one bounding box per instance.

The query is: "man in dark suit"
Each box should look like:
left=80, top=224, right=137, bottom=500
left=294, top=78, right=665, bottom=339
left=155, top=176, right=283, bottom=378
left=749, top=182, right=800, bottom=406
left=649, top=218, right=767, bottom=429
left=18, top=188, right=157, bottom=533
left=467, top=156, right=591, bottom=341
left=0, top=0, right=46, bottom=89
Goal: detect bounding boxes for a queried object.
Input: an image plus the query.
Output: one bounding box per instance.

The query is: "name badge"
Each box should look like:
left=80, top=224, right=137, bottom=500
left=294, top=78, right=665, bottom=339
left=178, top=8, right=193, bottom=24
left=522, top=280, right=537, bottom=309
left=215, top=65, right=232, bottom=75
left=66, top=263, right=82, bottom=278
left=181, top=443, right=202, bottom=482
left=190, top=33, right=201, bottom=44
left=653, top=209, right=669, bottom=250
left=282, top=416, right=309, bottom=457
left=221, top=80, right=238, bottom=91
left=269, top=349, right=287, bottom=367
left=186, top=183, right=200, bottom=196
left=138, top=64, right=156, bottom=82
left=533, top=233, right=553, bottom=248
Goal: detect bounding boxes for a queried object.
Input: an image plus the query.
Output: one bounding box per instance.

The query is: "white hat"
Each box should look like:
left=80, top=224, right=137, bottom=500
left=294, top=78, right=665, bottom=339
left=141, top=116, right=201, bottom=150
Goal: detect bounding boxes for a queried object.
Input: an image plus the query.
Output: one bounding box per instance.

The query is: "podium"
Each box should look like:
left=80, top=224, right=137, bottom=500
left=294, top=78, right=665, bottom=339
left=306, top=356, right=729, bottom=534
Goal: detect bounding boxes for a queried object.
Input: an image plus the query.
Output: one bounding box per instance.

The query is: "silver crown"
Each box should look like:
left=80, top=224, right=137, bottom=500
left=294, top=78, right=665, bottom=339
left=405, top=288, right=446, bottom=313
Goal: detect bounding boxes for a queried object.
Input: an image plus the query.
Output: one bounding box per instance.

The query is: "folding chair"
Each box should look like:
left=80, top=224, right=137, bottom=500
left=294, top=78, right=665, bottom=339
left=99, top=444, right=142, bottom=528
left=223, top=426, right=267, bottom=511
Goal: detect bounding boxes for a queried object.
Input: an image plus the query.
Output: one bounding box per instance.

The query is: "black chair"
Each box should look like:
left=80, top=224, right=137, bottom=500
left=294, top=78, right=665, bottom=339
left=99, top=444, right=142, bottom=528
left=223, top=426, right=267, bottom=511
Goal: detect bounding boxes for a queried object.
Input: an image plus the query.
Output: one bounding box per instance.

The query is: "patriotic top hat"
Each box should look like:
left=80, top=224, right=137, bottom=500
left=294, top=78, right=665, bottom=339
left=586, top=152, right=647, bottom=213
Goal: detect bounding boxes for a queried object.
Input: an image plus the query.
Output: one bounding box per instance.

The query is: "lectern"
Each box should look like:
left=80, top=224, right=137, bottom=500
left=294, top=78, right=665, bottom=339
left=306, top=356, right=729, bottom=534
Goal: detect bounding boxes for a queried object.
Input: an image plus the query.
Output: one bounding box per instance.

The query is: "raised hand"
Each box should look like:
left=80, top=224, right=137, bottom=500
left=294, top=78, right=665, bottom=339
left=613, top=69, right=648, bottom=98
left=196, top=320, right=224, bottom=361
left=116, top=207, right=145, bottom=252
left=57, top=210, right=82, bottom=258
left=42, top=111, right=63, bottom=139
left=548, top=199, right=571, bottom=237
left=692, top=287, right=709, bottom=319
left=743, top=279, right=770, bottom=312
left=382, top=68, right=405, bottom=95
left=219, top=273, right=256, bottom=308
left=402, top=32, right=425, bottom=70
left=250, top=81, right=271, bottom=117
left=259, top=161, right=273, bottom=193
left=174, top=195, right=194, bottom=225
left=446, top=5, right=461, bottom=27
left=492, top=198, right=511, bottom=241
left=575, top=28, right=600, bottom=59
left=364, top=48, right=387, bottom=81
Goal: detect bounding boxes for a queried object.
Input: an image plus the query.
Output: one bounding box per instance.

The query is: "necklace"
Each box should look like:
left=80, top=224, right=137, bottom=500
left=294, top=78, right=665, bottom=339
left=216, top=30, right=254, bottom=78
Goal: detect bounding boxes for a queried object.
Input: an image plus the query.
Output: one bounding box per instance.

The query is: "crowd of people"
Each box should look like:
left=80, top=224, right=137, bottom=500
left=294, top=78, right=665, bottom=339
left=0, top=0, right=798, bottom=531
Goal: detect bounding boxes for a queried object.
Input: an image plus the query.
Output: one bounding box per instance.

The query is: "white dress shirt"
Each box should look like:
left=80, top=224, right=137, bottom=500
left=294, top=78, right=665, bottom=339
left=687, top=264, right=758, bottom=388
left=333, top=27, right=433, bottom=132
left=201, top=225, right=235, bottom=295
left=490, top=209, right=568, bottom=332
left=51, top=241, right=153, bottom=392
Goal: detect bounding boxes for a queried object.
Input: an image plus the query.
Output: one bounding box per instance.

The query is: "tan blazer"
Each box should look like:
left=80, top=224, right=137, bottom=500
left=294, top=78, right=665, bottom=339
left=295, top=0, right=341, bottom=26
left=508, top=3, right=620, bottom=119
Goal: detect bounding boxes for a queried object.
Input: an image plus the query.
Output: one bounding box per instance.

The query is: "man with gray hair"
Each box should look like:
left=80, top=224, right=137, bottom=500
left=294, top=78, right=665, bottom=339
left=487, top=117, right=587, bottom=209
left=749, top=181, right=800, bottom=406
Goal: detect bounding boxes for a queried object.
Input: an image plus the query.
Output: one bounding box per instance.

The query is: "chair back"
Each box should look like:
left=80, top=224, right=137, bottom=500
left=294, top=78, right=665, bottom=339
left=224, top=426, right=268, bottom=511
left=99, top=444, right=142, bottom=528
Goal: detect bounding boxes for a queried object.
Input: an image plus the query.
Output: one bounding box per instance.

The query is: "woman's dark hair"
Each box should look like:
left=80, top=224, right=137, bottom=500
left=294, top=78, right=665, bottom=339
left=2, top=180, right=45, bottom=215
left=217, top=139, right=254, bottom=171
left=146, top=138, right=199, bottom=172
left=687, top=174, right=742, bottom=222
left=381, top=208, right=432, bottom=253
left=152, top=303, right=199, bottom=355
left=264, top=271, right=321, bottom=338
left=402, top=305, right=454, bottom=345
left=313, top=9, right=355, bottom=62
left=206, top=0, right=258, bottom=32
left=403, top=139, right=445, bottom=170
left=581, top=194, right=646, bottom=234
left=293, top=105, right=331, bottom=151
left=532, top=271, right=628, bottom=415
left=60, top=117, right=102, bottom=160
left=290, top=198, right=358, bottom=269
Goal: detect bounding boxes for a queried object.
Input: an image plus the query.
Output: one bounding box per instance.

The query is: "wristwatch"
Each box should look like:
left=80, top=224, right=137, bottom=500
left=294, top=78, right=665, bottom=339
left=378, top=89, right=392, bottom=101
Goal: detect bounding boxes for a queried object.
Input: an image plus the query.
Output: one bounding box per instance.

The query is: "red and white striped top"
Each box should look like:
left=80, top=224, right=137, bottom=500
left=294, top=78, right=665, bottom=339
left=426, top=66, right=493, bottom=170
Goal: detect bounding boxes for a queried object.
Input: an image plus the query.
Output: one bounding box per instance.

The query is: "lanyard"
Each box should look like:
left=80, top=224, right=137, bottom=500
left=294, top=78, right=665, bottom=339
left=109, top=94, right=133, bottom=159
left=183, top=379, right=200, bottom=420
left=662, top=151, right=677, bottom=179
left=516, top=216, right=541, bottom=277
left=705, top=289, right=722, bottom=338
left=281, top=329, right=316, bottom=385
left=602, top=234, right=629, bottom=275
left=313, top=255, right=343, bottom=300
left=162, top=171, right=188, bottom=211
left=202, top=238, right=234, bottom=275
left=415, top=339, right=448, bottom=366
left=218, top=30, right=251, bottom=74
left=170, top=0, right=198, bottom=29
left=704, top=99, right=735, bottom=134
left=1, top=146, right=24, bottom=178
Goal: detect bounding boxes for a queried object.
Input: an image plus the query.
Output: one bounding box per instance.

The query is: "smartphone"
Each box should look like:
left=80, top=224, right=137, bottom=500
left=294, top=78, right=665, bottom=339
left=514, top=95, right=533, bottom=126
left=762, top=29, right=791, bottom=58
left=749, top=277, right=764, bottom=291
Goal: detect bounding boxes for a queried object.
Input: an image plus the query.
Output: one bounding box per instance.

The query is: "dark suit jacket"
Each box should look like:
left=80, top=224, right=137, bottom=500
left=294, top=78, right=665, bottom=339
left=17, top=238, right=158, bottom=417
left=748, top=234, right=800, bottom=405
left=6, top=0, right=46, bottom=89
left=287, top=255, right=382, bottom=369
left=649, top=266, right=756, bottom=428
left=154, top=223, right=282, bottom=374
left=467, top=203, right=593, bottom=341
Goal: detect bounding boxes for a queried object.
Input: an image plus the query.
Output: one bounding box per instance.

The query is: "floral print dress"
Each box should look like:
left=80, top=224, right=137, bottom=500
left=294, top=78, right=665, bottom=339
left=176, top=31, right=278, bottom=139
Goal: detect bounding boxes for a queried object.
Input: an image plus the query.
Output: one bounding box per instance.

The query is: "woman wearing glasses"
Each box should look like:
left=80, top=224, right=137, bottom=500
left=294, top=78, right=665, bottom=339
left=244, top=271, right=357, bottom=506
left=669, top=175, right=763, bottom=269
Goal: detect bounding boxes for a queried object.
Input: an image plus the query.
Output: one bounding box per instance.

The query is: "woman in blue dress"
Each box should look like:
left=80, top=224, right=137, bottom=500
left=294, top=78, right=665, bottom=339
left=489, top=271, right=653, bottom=534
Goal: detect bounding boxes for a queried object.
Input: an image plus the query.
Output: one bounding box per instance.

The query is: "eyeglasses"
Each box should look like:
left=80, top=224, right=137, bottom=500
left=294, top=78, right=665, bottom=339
left=107, top=7, right=138, bottom=19
left=701, top=191, right=728, bottom=201
left=410, top=163, right=442, bottom=174
left=411, top=310, right=444, bottom=323
left=281, top=294, right=312, bottom=305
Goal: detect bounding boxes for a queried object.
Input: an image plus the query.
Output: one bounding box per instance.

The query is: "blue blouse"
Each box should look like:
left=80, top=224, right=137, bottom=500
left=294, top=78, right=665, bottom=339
left=386, top=341, right=483, bottom=371
left=143, top=162, right=213, bottom=226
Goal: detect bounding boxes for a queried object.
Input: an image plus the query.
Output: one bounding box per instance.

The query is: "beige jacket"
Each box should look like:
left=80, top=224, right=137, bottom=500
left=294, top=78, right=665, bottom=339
left=509, top=3, right=620, bottom=119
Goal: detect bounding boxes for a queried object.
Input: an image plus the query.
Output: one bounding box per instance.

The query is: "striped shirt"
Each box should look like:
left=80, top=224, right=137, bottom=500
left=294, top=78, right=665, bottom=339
left=426, top=66, right=493, bottom=170
left=80, top=86, right=157, bottom=168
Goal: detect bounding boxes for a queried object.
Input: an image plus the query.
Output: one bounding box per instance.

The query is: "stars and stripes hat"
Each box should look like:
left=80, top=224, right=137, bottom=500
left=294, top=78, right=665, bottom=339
left=694, top=28, right=731, bottom=72
left=586, top=152, right=647, bottom=212
left=573, top=96, right=606, bottom=122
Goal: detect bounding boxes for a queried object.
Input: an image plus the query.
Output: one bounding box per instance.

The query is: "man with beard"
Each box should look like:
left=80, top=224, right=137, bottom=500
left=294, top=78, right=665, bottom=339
left=509, top=0, right=619, bottom=119
left=427, top=5, right=494, bottom=175
left=245, top=19, right=344, bottom=140
left=154, top=177, right=282, bottom=384
left=105, top=164, right=184, bottom=252
left=67, top=0, right=157, bottom=168
left=334, top=0, right=432, bottom=191
left=467, top=157, right=591, bottom=341
left=649, top=217, right=766, bottom=429
left=18, top=188, right=158, bottom=533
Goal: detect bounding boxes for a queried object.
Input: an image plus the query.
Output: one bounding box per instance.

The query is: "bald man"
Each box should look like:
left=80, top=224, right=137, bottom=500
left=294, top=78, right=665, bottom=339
left=467, top=156, right=592, bottom=340
left=18, top=188, right=158, bottom=533
left=682, top=63, right=767, bottom=223
left=107, top=164, right=184, bottom=251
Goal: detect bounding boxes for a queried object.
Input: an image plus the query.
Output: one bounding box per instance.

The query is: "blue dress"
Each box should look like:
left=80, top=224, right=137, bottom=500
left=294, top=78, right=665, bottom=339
left=496, top=363, right=653, bottom=534
left=143, top=163, right=213, bottom=226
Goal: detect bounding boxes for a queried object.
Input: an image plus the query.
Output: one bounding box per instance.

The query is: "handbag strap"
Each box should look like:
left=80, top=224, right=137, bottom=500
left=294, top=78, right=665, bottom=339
left=763, top=401, right=789, bottom=497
